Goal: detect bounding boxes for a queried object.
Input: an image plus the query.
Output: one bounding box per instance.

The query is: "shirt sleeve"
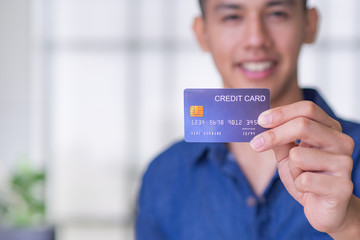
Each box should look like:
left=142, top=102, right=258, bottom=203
left=136, top=209, right=166, bottom=240
left=352, top=149, right=360, bottom=198
left=135, top=163, right=166, bottom=240
left=349, top=124, right=360, bottom=198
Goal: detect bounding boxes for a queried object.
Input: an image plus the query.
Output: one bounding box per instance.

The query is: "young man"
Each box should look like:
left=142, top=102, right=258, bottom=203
left=136, top=0, right=360, bottom=239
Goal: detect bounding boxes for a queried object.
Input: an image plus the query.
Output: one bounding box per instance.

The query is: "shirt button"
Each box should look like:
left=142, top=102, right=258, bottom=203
left=246, top=196, right=257, bottom=207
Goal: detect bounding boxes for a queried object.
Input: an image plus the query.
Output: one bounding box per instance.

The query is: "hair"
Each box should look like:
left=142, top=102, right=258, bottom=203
left=198, top=0, right=308, bottom=17
left=199, top=0, right=206, bottom=17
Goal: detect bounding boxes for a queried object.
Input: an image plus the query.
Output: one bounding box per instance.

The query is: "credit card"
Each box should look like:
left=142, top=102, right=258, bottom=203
left=184, top=88, right=270, bottom=142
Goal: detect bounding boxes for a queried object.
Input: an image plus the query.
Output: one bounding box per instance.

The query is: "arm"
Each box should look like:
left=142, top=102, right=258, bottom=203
left=136, top=210, right=166, bottom=240
left=136, top=170, right=166, bottom=240
left=250, top=101, right=360, bottom=239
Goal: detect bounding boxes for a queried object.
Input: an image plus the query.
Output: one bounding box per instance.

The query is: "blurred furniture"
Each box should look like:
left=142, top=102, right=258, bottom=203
left=0, top=226, right=55, bottom=240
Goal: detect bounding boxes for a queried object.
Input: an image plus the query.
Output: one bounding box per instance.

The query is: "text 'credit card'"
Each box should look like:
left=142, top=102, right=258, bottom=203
left=184, top=88, right=270, bottom=142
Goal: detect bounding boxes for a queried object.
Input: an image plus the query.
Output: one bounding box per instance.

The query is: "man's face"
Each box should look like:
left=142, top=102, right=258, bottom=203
left=194, top=0, right=317, bottom=103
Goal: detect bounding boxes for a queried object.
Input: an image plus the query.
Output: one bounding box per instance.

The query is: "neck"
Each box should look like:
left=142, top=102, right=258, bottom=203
left=271, top=80, right=303, bottom=108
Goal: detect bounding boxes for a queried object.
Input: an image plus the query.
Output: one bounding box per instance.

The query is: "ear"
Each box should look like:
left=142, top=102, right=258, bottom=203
left=193, top=16, right=210, bottom=52
left=304, top=8, right=319, bottom=44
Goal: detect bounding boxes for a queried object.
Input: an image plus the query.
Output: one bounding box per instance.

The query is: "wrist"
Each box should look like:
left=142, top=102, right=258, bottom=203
left=329, top=195, right=360, bottom=240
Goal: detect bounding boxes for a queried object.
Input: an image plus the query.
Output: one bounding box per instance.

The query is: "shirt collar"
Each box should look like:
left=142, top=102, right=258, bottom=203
left=189, top=143, right=228, bottom=166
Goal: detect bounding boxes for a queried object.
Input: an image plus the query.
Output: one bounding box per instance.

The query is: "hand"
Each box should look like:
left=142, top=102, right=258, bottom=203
left=250, top=101, right=360, bottom=238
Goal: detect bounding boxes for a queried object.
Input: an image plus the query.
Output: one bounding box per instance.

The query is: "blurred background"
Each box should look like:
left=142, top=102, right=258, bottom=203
left=0, top=0, right=360, bottom=239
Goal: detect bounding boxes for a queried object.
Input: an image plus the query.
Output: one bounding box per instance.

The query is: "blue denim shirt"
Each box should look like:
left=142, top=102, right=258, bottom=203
left=136, top=89, right=360, bottom=240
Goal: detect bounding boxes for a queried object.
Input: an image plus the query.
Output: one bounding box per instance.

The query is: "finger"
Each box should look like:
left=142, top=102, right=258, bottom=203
left=258, top=101, right=342, bottom=131
left=277, top=156, right=303, bottom=203
left=295, top=172, right=353, bottom=198
left=273, top=143, right=295, bottom=162
left=288, top=147, right=353, bottom=180
left=250, top=117, right=354, bottom=155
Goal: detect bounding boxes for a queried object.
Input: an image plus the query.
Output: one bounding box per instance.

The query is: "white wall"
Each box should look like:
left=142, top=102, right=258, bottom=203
left=0, top=0, right=30, bottom=168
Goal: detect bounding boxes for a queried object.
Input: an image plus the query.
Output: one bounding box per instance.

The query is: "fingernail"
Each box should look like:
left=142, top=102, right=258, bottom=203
left=258, top=113, right=272, bottom=127
left=250, top=136, right=264, bottom=151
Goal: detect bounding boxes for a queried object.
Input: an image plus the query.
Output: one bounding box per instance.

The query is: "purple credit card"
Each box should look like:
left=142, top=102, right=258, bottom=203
left=184, top=88, right=270, bottom=142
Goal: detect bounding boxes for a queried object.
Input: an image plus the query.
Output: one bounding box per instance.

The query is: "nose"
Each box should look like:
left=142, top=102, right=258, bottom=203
left=243, top=16, right=272, bottom=50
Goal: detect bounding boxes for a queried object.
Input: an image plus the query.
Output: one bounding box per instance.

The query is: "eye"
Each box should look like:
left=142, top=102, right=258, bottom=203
left=268, top=11, right=289, bottom=19
left=222, top=14, right=242, bottom=22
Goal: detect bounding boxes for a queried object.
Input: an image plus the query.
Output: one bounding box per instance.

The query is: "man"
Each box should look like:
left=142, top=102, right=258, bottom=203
left=136, top=0, right=360, bottom=239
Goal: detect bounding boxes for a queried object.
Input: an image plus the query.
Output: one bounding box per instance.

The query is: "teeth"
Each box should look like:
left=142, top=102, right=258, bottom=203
left=242, top=61, right=274, bottom=72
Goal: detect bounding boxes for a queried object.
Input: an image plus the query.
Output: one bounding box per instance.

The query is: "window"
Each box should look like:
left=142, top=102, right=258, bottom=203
left=26, top=0, right=360, bottom=239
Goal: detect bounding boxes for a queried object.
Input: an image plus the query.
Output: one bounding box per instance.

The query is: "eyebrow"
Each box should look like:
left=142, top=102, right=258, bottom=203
left=266, top=0, right=296, bottom=7
left=214, top=0, right=296, bottom=12
left=214, top=3, right=243, bottom=12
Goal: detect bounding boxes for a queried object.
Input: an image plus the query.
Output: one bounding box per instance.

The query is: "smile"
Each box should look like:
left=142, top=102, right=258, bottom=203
left=236, top=60, right=277, bottom=80
left=242, top=61, right=275, bottom=72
